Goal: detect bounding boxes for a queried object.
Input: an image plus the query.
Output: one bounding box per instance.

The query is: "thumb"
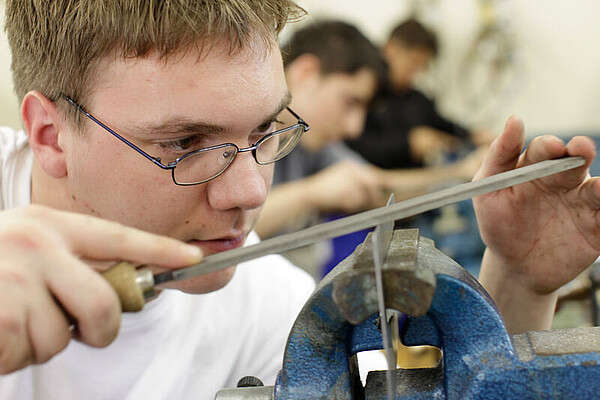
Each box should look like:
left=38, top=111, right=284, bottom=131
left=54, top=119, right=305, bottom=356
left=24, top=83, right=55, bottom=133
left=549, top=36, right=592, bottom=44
left=474, top=115, right=525, bottom=181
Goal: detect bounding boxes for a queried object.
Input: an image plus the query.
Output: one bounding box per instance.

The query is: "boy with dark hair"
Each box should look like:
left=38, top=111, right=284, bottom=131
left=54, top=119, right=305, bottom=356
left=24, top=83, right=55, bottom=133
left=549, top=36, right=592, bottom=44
left=282, top=20, right=388, bottom=89
left=389, top=18, right=439, bottom=54
left=256, top=20, right=484, bottom=239
left=347, top=18, right=492, bottom=170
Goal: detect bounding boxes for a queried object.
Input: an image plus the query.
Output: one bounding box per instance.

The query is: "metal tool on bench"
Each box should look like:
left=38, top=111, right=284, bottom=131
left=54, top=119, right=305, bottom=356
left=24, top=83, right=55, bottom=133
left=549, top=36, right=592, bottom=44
left=102, top=156, right=585, bottom=311
left=216, top=228, right=600, bottom=399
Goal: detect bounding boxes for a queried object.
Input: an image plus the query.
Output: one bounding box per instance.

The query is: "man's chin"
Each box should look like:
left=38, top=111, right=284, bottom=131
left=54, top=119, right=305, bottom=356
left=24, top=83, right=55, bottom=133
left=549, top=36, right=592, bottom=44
left=160, top=266, right=237, bottom=294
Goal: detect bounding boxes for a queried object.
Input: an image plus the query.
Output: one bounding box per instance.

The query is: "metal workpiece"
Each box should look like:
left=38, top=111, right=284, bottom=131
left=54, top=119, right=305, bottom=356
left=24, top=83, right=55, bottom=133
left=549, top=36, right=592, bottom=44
left=371, top=196, right=399, bottom=400
left=332, top=229, right=436, bottom=324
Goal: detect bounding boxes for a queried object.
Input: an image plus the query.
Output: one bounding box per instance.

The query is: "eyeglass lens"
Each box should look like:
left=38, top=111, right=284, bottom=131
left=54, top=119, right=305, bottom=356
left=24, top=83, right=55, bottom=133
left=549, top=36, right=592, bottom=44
left=173, top=124, right=305, bottom=185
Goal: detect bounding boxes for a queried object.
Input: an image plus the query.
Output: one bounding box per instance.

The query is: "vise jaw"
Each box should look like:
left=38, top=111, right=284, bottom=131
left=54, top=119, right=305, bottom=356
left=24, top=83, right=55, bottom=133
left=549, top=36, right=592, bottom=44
left=216, top=229, right=600, bottom=399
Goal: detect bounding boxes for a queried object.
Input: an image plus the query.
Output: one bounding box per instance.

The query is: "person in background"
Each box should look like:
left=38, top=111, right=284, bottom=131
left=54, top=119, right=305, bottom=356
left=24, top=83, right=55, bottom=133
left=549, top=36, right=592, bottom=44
left=346, top=18, right=494, bottom=170
left=255, top=20, right=485, bottom=240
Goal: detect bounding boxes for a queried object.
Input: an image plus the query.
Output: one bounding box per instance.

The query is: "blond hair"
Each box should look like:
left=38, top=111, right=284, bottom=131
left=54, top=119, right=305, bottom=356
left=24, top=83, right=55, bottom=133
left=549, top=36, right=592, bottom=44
left=4, top=0, right=304, bottom=121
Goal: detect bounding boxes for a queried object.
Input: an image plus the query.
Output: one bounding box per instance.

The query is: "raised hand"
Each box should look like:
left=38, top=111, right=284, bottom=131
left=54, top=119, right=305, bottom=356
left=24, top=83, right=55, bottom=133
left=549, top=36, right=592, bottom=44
left=474, top=116, right=600, bottom=333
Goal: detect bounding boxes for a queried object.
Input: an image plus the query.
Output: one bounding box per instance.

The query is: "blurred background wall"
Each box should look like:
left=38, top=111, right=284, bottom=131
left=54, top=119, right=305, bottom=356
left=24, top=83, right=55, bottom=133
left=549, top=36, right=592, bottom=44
left=285, top=0, right=600, bottom=137
left=1, top=0, right=600, bottom=136
left=0, top=3, right=20, bottom=129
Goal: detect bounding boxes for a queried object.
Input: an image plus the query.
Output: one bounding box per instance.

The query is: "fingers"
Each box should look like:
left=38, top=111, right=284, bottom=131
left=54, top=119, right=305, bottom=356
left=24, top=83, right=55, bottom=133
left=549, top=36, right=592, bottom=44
left=44, top=252, right=121, bottom=348
left=474, top=115, right=596, bottom=191
left=520, top=135, right=568, bottom=165
left=35, top=206, right=203, bottom=268
left=0, top=283, right=31, bottom=374
left=520, top=131, right=594, bottom=169
left=25, top=288, right=72, bottom=364
left=0, top=205, right=202, bottom=374
left=312, top=161, right=385, bottom=212
left=566, top=135, right=596, bottom=167
left=0, top=235, right=123, bottom=374
left=521, top=135, right=596, bottom=190
left=474, top=115, right=524, bottom=180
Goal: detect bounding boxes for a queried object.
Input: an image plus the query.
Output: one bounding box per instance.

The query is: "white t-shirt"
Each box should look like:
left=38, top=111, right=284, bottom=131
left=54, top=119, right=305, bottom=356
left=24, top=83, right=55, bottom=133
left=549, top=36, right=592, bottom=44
left=0, top=127, right=316, bottom=400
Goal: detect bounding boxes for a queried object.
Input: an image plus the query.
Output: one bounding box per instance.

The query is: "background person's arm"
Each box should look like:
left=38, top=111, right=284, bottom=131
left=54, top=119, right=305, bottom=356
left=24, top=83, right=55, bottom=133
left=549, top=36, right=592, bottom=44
left=375, top=146, right=487, bottom=200
left=256, top=160, right=387, bottom=239
left=257, top=147, right=486, bottom=238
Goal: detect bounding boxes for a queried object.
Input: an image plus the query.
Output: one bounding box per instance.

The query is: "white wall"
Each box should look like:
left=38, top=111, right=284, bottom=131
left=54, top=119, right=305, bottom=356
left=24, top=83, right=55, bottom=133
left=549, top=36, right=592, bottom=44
left=1, top=1, right=600, bottom=136
left=504, top=0, right=600, bottom=135
left=0, top=3, right=20, bottom=129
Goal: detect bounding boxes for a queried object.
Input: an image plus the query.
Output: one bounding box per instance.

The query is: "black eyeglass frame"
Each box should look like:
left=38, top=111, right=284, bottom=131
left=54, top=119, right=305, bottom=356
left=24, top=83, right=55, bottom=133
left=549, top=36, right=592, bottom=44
left=63, top=96, right=310, bottom=186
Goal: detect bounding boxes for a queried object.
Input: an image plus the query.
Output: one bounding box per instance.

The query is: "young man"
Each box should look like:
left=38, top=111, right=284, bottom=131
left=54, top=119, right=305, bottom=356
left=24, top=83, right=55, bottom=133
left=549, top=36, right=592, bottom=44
left=346, top=18, right=493, bottom=170
left=0, top=2, right=599, bottom=399
left=255, top=21, right=484, bottom=239
left=0, top=2, right=316, bottom=399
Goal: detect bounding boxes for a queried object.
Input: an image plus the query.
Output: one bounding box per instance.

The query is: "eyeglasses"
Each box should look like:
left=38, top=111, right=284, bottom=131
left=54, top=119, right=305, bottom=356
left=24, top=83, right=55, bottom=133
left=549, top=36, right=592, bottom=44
left=63, top=96, right=310, bottom=186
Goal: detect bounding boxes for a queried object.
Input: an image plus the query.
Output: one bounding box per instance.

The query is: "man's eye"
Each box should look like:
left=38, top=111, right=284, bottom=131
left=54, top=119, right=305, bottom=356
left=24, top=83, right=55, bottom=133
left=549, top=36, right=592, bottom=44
left=159, top=136, right=199, bottom=152
left=257, top=119, right=282, bottom=133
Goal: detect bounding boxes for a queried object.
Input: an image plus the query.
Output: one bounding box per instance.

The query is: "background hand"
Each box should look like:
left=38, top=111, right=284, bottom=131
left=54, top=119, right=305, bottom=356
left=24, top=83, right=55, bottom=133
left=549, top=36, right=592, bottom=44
left=408, top=126, right=460, bottom=163
left=306, top=161, right=388, bottom=213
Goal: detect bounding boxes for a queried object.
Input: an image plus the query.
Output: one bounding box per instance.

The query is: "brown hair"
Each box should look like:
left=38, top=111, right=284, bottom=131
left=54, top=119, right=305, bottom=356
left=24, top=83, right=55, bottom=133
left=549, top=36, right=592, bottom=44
left=4, top=0, right=305, bottom=122
left=389, top=18, right=438, bottom=55
left=282, top=20, right=386, bottom=89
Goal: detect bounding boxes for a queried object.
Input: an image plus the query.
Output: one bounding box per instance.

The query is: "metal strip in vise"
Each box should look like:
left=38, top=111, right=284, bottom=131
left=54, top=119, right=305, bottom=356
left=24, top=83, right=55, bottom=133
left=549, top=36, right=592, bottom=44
left=372, top=194, right=396, bottom=400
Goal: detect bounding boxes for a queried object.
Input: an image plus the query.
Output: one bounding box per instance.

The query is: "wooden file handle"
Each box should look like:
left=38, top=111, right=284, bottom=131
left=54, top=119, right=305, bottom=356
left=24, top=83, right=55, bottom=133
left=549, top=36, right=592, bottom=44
left=101, top=262, right=156, bottom=312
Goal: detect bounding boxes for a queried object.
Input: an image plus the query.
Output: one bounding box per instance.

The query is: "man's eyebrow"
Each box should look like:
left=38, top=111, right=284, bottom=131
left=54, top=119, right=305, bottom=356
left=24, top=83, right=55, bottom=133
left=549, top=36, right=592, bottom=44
left=128, top=118, right=228, bottom=138
left=127, top=92, right=292, bottom=137
left=263, top=91, right=292, bottom=124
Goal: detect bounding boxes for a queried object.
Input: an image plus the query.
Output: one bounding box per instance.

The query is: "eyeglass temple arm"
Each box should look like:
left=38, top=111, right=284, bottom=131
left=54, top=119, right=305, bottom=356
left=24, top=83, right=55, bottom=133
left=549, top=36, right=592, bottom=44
left=286, top=107, right=309, bottom=131
left=63, top=96, right=174, bottom=170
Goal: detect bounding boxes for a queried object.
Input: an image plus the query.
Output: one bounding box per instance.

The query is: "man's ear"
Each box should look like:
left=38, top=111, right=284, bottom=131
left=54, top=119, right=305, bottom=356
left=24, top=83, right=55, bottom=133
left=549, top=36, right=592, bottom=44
left=285, top=53, right=322, bottom=89
left=21, top=91, right=68, bottom=178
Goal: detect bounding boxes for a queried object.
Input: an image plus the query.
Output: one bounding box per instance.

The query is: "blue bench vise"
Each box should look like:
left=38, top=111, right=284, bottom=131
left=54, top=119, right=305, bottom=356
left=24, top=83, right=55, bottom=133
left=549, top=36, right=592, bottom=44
left=216, top=229, right=600, bottom=399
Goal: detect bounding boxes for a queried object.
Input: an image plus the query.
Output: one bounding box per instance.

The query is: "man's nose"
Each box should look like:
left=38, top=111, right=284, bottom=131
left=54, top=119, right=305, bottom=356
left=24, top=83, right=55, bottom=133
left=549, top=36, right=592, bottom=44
left=205, top=152, right=269, bottom=211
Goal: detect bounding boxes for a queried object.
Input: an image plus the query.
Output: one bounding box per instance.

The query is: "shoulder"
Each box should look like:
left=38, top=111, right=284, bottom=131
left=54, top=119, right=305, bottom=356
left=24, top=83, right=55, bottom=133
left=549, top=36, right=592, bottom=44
left=0, top=127, right=28, bottom=166
left=0, top=127, right=31, bottom=210
left=0, top=127, right=27, bottom=152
